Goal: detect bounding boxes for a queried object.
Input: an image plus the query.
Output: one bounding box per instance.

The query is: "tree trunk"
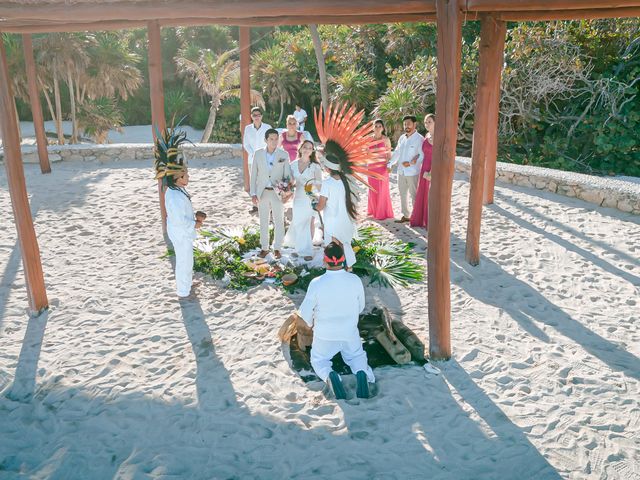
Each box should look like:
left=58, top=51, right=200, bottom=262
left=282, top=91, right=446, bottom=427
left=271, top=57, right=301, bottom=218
left=309, top=24, right=328, bottom=111
left=52, top=74, right=65, bottom=144
left=200, top=101, right=218, bottom=143
left=67, top=68, right=78, bottom=143
left=278, top=96, right=284, bottom=125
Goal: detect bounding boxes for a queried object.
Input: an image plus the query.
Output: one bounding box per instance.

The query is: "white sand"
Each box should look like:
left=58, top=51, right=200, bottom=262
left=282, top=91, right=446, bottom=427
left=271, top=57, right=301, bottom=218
left=0, top=154, right=639, bottom=479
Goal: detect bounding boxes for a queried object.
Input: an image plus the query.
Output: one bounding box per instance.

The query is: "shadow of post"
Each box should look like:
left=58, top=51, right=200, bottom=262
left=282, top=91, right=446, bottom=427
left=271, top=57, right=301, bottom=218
left=4, top=310, right=49, bottom=401
left=451, top=234, right=640, bottom=381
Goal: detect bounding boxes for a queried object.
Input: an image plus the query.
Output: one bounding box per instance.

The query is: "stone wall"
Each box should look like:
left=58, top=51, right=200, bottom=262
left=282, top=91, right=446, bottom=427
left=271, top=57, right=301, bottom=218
left=1, top=143, right=242, bottom=164
left=3, top=144, right=638, bottom=215
left=454, top=157, right=640, bottom=215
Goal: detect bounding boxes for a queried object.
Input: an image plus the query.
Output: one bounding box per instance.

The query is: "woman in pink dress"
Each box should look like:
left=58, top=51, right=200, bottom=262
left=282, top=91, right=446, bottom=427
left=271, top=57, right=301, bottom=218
left=367, top=119, right=394, bottom=220
left=410, top=114, right=435, bottom=229
left=279, top=115, right=305, bottom=162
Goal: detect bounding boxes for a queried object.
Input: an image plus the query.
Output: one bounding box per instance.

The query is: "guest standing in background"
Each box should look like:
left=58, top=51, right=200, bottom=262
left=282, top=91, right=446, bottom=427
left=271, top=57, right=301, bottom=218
left=410, top=114, right=435, bottom=229
left=387, top=115, right=424, bottom=223
left=293, top=104, right=308, bottom=132
left=367, top=119, right=394, bottom=220
left=279, top=115, right=305, bottom=162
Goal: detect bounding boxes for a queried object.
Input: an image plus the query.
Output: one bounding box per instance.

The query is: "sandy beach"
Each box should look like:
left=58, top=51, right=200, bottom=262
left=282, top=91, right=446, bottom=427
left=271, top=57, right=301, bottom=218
left=0, top=153, right=638, bottom=479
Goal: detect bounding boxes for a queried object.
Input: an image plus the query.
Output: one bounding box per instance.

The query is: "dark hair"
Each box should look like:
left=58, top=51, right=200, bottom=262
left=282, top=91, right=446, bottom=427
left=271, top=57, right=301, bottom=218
left=328, top=168, right=357, bottom=220
left=402, top=115, right=417, bottom=123
left=251, top=106, right=262, bottom=115
left=373, top=118, right=387, bottom=136
left=297, top=140, right=318, bottom=164
left=265, top=128, right=279, bottom=140
left=324, top=242, right=346, bottom=268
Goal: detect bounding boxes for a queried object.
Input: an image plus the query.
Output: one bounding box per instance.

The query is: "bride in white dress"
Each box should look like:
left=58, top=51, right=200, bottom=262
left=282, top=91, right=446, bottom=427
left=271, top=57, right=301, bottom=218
left=283, top=140, right=323, bottom=260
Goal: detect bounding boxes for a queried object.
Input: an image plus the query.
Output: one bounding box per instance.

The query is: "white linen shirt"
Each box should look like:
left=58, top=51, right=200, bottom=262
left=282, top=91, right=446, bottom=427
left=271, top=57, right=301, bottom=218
left=299, top=269, right=365, bottom=341
left=387, top=131, right=425, bottom=177
left=293, top=108, right=307, bottom=127
left=243, top=122, right=272, bottom=163
left=165, top=188, right=196, bottom=241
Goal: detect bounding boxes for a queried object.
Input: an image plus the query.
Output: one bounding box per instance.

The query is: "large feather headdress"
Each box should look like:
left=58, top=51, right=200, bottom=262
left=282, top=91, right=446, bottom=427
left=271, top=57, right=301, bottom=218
left=154, top=119, right=191, bottom=183
left=314, top=103, right=387, bottom=188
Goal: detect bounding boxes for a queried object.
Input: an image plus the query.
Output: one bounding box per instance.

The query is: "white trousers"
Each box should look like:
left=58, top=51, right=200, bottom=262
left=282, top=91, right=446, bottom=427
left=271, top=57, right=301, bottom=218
left=310, top=337, right=375, bottom=383
left=398, top=174, right=419, bottom=218
left=170, top=234, right=194, bottom=297
left=259, top=189, right=285, bottom=251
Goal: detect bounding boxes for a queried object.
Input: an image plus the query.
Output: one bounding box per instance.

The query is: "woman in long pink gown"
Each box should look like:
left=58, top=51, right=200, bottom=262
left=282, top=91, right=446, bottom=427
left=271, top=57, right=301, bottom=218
left=367, top=119, right=394, bottom=220
left=410, top=114, right=435, bottom=229
left=279, top=115, right=305, bottom=162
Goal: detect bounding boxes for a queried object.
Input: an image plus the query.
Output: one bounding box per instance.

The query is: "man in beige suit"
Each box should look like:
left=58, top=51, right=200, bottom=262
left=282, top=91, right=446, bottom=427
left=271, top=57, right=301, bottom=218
left=250, top=128, right=292, bottom=259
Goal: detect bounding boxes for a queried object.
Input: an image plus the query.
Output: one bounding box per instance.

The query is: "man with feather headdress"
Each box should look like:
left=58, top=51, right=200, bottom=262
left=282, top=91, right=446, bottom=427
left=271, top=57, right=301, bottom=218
left=154, top=125, right=205, bottom=298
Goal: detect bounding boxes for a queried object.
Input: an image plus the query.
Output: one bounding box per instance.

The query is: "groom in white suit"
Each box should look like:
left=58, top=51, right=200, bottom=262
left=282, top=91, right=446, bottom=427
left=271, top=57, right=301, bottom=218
left=250, top=128, right=292, bottom=259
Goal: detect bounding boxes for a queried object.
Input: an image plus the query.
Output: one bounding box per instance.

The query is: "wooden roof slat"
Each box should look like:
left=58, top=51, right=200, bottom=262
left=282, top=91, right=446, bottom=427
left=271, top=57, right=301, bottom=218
left=0, top=0, right=436, bottom=23
left=467, top=0, right=640, bottom=11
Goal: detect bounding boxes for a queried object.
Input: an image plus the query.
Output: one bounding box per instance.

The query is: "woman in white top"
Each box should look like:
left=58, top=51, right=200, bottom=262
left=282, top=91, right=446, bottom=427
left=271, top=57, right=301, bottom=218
left=165, top=169, right=205, bottom=297
left=283, top=140, right=323, bottom=260
left=315, top=165, right=358, bottom=268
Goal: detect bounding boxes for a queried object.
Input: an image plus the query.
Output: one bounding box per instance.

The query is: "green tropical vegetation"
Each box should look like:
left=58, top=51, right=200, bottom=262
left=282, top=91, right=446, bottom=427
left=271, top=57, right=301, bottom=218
left=4, top=18, right=639, bottom=175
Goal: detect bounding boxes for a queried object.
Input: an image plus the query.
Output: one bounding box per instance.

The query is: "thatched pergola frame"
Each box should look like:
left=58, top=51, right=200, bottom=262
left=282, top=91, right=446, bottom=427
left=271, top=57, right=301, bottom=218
left=1, top=0, right=638, bottom=360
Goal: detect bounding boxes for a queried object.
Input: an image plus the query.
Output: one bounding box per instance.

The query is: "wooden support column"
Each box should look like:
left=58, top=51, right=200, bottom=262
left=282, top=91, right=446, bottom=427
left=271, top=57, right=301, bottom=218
left=465, top=15, right=506, bottom=264
left=427, top=0, right=462, bottom=360
left=147, top=20, right=167, bottom=233
left=482, top=19, right=506, bottom=205
left=0, top=36, right=48, bottom=313
left=239, top=26, right=251, bottom=193
left=22, top=34, right=50, bottom=174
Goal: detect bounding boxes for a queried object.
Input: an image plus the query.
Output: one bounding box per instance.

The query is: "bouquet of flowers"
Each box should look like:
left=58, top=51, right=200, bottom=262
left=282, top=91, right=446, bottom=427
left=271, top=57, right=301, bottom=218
left=275, top=176, right=294, bottom=201
left=304, top=179, right=320, bottom=210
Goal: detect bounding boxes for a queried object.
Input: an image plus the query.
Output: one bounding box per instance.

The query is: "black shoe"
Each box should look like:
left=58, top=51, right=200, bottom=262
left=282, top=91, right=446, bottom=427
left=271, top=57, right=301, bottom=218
left=329, top=371, right=347, bottom=400
left=356, top=370, right=370, bottom=399
left=249, top=206, right=258, bottom=214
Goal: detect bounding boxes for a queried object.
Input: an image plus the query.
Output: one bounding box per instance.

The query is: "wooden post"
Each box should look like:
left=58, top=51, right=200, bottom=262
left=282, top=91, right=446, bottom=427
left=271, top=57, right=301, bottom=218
left=0, top=36, right=48, bottom=314
left=482, top=19, right=506, bottom=205
left=239, top=26, right=251, bottom=193
left=465, top=15, right=506, bottom=264
left=427, top=0, right=462, bottom=360
left=22, top=34, right=51, bottom=174
left=147, top=20, right=167, bottom=233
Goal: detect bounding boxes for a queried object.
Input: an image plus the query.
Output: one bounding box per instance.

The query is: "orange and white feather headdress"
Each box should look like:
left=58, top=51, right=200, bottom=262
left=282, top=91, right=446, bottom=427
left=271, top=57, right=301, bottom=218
left=314, top=103, right=387, bottom=188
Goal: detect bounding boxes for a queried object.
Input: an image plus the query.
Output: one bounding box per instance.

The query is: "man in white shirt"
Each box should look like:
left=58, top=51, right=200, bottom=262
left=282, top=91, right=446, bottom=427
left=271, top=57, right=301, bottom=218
left=243, top=107, right=272, bottom=213
left=250, top=128, right=291, bottom=259
left=292, top=104, right=307, bottom=132
left=298, top=242, right=375, bottom=399
left=387, top=115, right=424, bottom=222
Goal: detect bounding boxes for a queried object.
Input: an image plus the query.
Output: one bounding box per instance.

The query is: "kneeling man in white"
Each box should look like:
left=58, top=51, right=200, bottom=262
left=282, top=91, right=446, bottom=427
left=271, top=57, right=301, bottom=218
left=298, top=242, right=375, bottom=399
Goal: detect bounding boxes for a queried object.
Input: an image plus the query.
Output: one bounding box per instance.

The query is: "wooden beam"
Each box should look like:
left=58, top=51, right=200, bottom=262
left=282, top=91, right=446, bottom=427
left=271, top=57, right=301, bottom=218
left=427, top=0, right=462, bottom=361
left=0, top=0, right=437, bottom=23
left=465, top=15, right=506, bottom=265
left=466, top=0, right=640, bottom=11
left=0, top=36, right=48, bottom=314
left=22, top=34, right=50, bottom=174
left=240, top=26, right=251, bottom=194
left=498, top=6, right=640, bottom=20
left=147, top=20, right=167, bottom=234
left=0, top=13, right=435, bottom=33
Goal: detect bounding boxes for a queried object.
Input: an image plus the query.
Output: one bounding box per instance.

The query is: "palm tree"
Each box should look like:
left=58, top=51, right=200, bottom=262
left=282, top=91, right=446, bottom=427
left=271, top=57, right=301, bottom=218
left=80, top=32, right=143, bottom=103
left=251, top=45, right=297, bottom=126
left=35, top=33, right=90, bottom=144
left=176, top=47, right=263, bottom=142
left=329, top=67, right=377, bottom=111
left=77, top=97, right=124, bottom=144
left=2, top=34, right=27, bottom=141
left=309, top=25, right=329, bottom=111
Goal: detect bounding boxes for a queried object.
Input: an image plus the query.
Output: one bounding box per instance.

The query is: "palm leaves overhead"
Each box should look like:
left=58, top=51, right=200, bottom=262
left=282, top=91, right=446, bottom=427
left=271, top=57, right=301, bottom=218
left=175, top=47, right=263, bottom=142
left=314, top=102, right=387, bottom=187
